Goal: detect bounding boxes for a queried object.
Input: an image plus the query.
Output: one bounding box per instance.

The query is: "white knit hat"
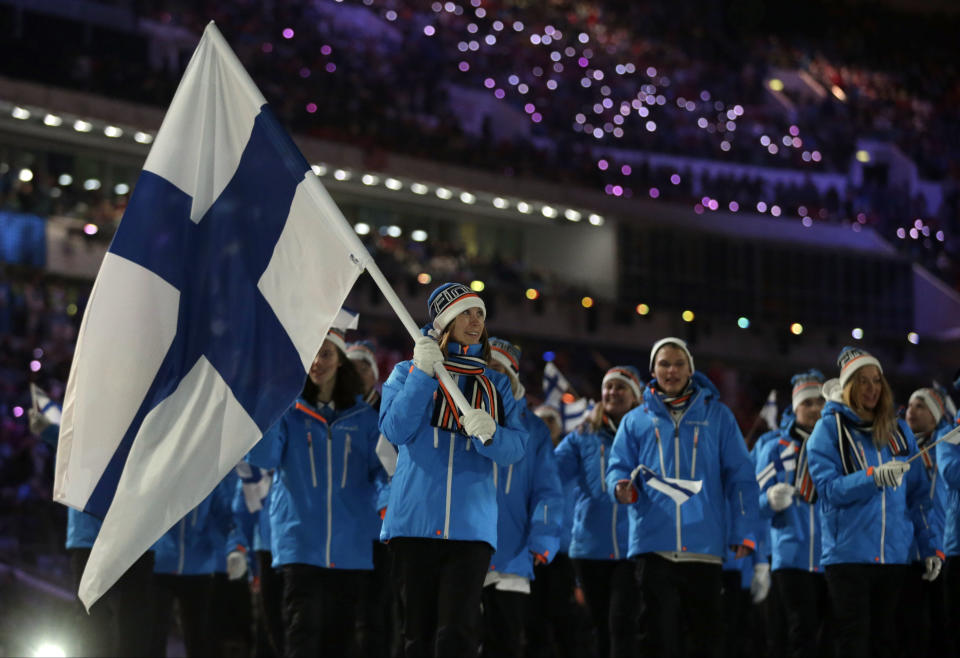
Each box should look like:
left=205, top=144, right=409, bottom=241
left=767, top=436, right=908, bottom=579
left=837, top=346, right=882, bottom=390
left=649, top=337, right=695, bottom=374
left=602, top=366, right=644, bottom=402
left=791, top=370, right=825, bottom=412
left=910, top=388, right=946, bottom=425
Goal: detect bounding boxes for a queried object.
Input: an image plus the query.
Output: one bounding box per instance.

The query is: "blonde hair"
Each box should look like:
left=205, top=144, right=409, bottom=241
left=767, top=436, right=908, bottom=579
left=842, top=371, right=896, bottom=449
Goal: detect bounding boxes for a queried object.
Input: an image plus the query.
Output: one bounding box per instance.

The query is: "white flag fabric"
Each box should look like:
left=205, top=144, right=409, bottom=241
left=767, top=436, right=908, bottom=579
left=561, top=396, right=593, bottom=433
left=756, top=441, right=798, bottom=489
left=760, top=389, right=778, bottom=431
left=53, top=22, right=369, bottom=608
left=235, top=462, right=273, bottom=514
left=630, top=464, right=702, bottom=505
left=542, top=361, right=570, bottom=408
left=30, top=383, right=62, bottom=426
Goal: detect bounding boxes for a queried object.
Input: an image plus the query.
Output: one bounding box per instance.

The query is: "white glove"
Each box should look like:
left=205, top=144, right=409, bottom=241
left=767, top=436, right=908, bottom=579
left=750, top=563, right=771, bottom=603
left=461, top=408, right=496, bottom=443
left=412, top=336, right=444, bottom=375
left=922, top=556, right=942, bottom=582
left=226, top=550, right=247, bottom=580
left=767, top=482, right=795, bottom=512
left=873, top=461, right=910, bottom=488
left=28, top=408, right=52, bottom=436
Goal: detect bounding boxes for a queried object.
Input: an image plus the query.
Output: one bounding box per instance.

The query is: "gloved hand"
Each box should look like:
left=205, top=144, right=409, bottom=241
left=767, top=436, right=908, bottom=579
left=461, top=408, right=496, bottom=443
left=412, top=336, right=444, bottom=375
left=767, top=482, right=795, bottom=512
left=226, top=549, right=247, bottom=581
left=28, top=408, right=51, bottom=436
left=873, top=461, right=910, bottom=488
left=750, top=563, right=771, bottom=603
left=615, top=479, right=639, bottom=504
left=922, top=556, right=942, bottom=582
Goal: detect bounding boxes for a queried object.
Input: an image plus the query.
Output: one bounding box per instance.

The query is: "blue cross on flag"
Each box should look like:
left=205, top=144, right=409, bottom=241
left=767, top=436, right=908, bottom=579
left=53, top=22, right=369, bottom=608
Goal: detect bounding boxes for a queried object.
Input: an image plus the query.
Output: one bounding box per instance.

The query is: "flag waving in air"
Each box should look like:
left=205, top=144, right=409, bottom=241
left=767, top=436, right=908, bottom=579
left=54, top=22, right=369, bottom=608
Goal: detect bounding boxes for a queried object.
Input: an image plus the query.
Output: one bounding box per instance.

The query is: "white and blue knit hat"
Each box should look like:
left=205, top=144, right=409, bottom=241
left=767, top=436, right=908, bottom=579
left=837, top=346, right=882, bottom=390
left=910, top=387, right=947, bottom=425
left=427, top=282, right=486, bottom=334
left=346, top=340, right=379, bottom=381
left=791, top=369, right=825, bottom=412
left=602, top=365, right=644, bottom=402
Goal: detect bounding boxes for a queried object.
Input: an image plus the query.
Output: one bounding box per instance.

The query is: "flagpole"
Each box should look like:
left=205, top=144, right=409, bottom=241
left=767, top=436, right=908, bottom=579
left=905, top=425, right=960, bottom=464
left=299, top=173, right=491, bottom=444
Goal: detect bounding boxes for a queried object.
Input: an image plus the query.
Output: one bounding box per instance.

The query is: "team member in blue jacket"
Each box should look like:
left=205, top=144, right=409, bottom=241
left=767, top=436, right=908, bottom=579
left=937, top=388, right=960, bottom=658
left=152, top=471, right=236, bottom=657
left=555, top=364, right=644, bottom=658
left=903, top=385, right=952, bottom=657
left=379, top=283, right=527, bottom=658
left=482, top=337, right=564, bottom=658
left=806, top=347, right=943, bottom=658
left=755, top=370, right=828, bottom=658
left=247, top=328, right=385, bottom=658
left=607, top=337, right=759, bottom=658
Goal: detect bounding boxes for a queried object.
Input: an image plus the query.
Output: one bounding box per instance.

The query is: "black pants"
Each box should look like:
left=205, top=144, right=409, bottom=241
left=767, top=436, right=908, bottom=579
left=824, top=563, right=907, bottom=658
left=761, top=566, right=787, bottom=658
left=773, top=569, right=830, bottom=658
left=483, top=587, right=527, bottom=658
left=209, top=572, right=253, bottom=657
left=69, top=548, right=156, bottom=657
left=281, top=563, right=368, bottom=658
left=390, top=537, right=493, bottom=658
left=720, top=570, right=749, bottom=658
left=634, top=554, right=721, bottom=658
left=896, top=561, right=946, bottom=658
left=255, top=551, right=285, bottom=658
left=361, top=540, right=396, bottom=658
left=944, top=557, right=960, bottom=658
left=572, top=558, right=638, bottom=658
left=526, top=554, right=595, bottom=658
left=153, top=573, right=214, bottom=657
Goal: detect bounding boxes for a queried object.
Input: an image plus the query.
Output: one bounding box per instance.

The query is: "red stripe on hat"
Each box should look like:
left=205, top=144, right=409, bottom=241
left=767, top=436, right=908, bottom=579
left=491, top=345, right=519, bottom=371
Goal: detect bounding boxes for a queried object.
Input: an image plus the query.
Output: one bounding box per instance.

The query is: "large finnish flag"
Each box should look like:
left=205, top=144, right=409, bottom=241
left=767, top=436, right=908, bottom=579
left=53, top=22, right=368, bottom=607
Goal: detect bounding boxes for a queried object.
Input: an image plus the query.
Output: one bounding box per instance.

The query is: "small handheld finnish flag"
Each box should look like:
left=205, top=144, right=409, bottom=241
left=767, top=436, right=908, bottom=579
left=756, top=441, right=798, bottom=489
left=235, top=462, right=272, bottom=514
left=542, top=361, right=570, bottom=408
left=760, top=389, right=778, bottom=431
left=630, top=464, right=702, bottom=505
left=54, top=22, right=369, bottom=608
left=30, top=383, right=62, bottom=426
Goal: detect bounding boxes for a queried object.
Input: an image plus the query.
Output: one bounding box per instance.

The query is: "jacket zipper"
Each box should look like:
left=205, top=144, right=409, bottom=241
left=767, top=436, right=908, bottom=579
left=341, top=434, right=351, bottom=488
left=674, top=424, right=682, bottom=551
left=690, top=426, right=699, bottom=479
left=444, top=432, right=455, bottom=538
left=611, top=503, right=620, bottom=559
left=808, top=503, right=815, bottom=572
left=600, top=442, right=607, bottom=493
left=325, top=425, right=333, bottom=566
left=505, top=464, right=514, bottom=495
left=877, top=447, right=886, bottom=564
left=307, top=430, right=318, bottom=488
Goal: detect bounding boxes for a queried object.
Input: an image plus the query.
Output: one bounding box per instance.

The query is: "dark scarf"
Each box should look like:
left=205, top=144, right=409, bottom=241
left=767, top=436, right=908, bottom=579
left=600, top=414, right=619, bottom=437
left=834, top=412, right=909, bottom=476
left=915, top=431, right=936, bottom=473
left=430, top=342, right=504, bottom=435
left=791, top=425, right=818, bottom=503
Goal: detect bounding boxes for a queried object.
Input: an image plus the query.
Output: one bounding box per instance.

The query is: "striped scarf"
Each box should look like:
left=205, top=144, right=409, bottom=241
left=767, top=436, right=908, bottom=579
left=655, top=383, right=695, bottom=414
left=915, top=431, right=936, bottom=474
left=791, top=426, right=817, bottom=503
left=430, top=346, right=504, bottom=434
left=835, top=412, right=909, bottom=476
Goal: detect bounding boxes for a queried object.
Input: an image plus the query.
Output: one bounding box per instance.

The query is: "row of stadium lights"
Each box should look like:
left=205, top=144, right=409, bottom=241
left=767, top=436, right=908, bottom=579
left=7, top=104, right=606, bottom=230
left=313, top=164, right=605, bottom=226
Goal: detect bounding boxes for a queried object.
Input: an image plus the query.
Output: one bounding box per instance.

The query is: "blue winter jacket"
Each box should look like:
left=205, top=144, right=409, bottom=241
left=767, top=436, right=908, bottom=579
left=806, top=401, right=942, bottom=566
left=488, top=406, right=563, bottom=579
left=154, top=472, right=236, bottom=575
left=605, top=372, right=760, bottom=559
left=756, top=422, right=822, bottom=572
left=555, top=421, right=631, bottom=560
left=228, top=473, right=272, bottom=556
left=66, top=509, right=102, bottom=550
left=935, top=422, right=960, bottom=556
left=907, top=421, right=950, bottom=562
left=248, top=396, right=384, bottom=570
left=379, top=356, right=528, bottom=550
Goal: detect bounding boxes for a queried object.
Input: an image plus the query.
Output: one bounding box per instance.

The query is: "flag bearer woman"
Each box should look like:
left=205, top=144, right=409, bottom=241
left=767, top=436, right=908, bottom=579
left=379, top=282, right=527, bottom=658
left=805, top=347, right=943, bottom=658
left=606, top=337, right=759, bottom=658
left=553, top=364, right=643, bottom=658
left=247, top=328, right=384, bottom=658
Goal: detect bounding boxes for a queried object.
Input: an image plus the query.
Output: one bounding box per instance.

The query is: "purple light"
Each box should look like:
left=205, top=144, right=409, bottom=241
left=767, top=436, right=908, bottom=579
left=612, top=185, right=623, bottom=197
left=910, top=228, right=919, bottom=239
left=262, top=42, right=273, bottom=54
left=282, top=28, right=295, bottom=39
left=524, top=103, right=536, bottom=114
left=802, top=216, right=813, bottom=227
left=423, top=25, right=436, bottom=36
left=597, top=159, right=608, bottom=171
left=494, top=89, right=506, bottom=99
left=694, top=204, right=705, bottom=214
left=936, top=231, right=945, bottom=241
left=914, top=218, right=924, bottom=229
left=459, top=61, right=470, bottom=72
left=13, top=406, right=24, bottom=417
left=325, top=62, right=336, bottom=73
left=83, top=223, right=98, bottom=235
left=701, top=196, right=711, bottom=206
left=604, top=184, right=613, bottom=194
left=306, top=102, right=317, bottom=113
left=484, top=78, right=496, bottom=89
left=858, top=213, right=868, bottom=223
left=578, top=57, right=589, bottom=68
left=708, top=199, right=719, bottom=211
left=729, top=201, right=739, bottom=212
left=649, top=187, right=660, bottom=199
left=621, top=164, right=632, bottom=176
left=897, top=228, right=907, bottom=239
left=670, top=174, right=681, bottom=185
left=321, top=45, right=332, bottom=55
left=531, top=113, right=542, bottom=123
left=30, top=360, right=41, bottom=372
left=299, top=67, right=311, bottom=78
